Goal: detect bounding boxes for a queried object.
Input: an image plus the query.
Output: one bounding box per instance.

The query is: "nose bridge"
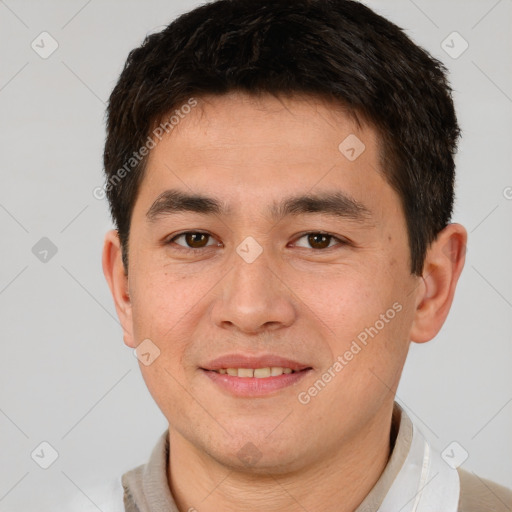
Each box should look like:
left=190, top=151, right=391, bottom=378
left=231, top=244, right=273, bottom=300
left=211, top=240, right=296, bottom=333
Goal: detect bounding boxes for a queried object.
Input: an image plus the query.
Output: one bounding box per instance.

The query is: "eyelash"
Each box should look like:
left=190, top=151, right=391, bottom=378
left=165, top=231, right=348, bottom=253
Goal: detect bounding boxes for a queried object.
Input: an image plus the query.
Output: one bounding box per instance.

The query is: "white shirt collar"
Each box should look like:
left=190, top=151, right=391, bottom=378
left=376, top=404, right=460, bottom=512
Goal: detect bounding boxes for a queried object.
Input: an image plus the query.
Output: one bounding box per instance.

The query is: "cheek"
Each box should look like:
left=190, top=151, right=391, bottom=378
left=129, top=266, right=207, bottom=333
left=303, top=261, right=411, bottom=381
left=284, top=260, right=399, bottom=340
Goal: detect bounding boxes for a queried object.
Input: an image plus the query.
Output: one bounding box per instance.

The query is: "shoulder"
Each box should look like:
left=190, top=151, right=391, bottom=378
left=457, top=468, right=512, bottom=512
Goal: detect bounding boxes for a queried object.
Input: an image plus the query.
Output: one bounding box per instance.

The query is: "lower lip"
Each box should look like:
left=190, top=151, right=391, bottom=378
left=202, top=369, right=312, bottom=397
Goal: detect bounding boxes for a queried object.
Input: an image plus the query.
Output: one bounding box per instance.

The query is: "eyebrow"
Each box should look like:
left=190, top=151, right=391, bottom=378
left=146, top=189, right=372, bottom=223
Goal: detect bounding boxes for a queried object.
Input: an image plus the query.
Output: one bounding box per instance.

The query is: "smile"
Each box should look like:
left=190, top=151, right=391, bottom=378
left=202, top=367, right=312, bottom=397
left=212, top=367, right=297, bottom=377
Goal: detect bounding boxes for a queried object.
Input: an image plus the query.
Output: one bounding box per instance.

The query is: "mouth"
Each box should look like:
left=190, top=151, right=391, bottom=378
left=206, top=366, right=303, bottom=377
left=200, top=355, right=313, bottom=397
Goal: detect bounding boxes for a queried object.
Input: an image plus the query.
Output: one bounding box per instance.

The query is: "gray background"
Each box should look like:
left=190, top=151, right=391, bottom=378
left=0, top=0, right=511, bottom=510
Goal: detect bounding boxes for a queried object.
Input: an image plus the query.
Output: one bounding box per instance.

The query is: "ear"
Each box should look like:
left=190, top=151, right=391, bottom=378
left=102, top=230, right=136, bottom=348
left=409, top=223, right=467, bottom=344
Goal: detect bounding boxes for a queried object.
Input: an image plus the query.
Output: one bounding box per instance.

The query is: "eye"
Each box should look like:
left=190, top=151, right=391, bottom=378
left=167, top=231, right=220, bottom=250
left=293, top=232, right=345, bottom=250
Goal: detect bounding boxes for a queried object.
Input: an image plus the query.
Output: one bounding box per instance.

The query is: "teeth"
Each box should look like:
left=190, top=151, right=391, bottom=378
left=215, top=367, right=297, bottom=377
left=254, top=368, right=270, bottom=378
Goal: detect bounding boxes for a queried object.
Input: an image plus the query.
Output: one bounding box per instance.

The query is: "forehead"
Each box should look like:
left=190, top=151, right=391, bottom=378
left=135, top=92, right=396, bottom=218
left=157, top=92, right=377, bottom=161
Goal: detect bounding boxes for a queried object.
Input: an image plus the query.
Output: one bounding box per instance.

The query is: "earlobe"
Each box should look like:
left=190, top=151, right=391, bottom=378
left=409, top=223, right=467, bottom=344
left=102, top=229, right=136, bottom=348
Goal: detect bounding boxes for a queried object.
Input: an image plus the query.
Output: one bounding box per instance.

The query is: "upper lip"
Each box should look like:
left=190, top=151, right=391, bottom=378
left=201, top=354, right=312, bottom=371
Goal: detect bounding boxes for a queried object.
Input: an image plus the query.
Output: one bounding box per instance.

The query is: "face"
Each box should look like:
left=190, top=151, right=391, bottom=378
left=117, top=92, right=422, bottom=473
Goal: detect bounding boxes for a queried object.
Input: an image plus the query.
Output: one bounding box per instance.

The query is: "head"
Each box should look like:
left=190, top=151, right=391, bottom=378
left=102, top=0, right=466, bottom=473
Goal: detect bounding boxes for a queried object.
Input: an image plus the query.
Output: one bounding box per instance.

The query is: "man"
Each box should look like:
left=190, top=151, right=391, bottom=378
left=95, top=0, right=511, bottom=510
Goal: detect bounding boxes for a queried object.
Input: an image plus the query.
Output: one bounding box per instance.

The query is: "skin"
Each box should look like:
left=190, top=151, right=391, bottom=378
left=103, top=92, right=467, bottom=512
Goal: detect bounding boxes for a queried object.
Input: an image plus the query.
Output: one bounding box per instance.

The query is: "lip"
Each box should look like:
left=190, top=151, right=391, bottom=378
left=201, top=354, right=311, bottom=372
left=200, top=353, right=313, bottom=398
left=202, top=367, right=312, bottom=397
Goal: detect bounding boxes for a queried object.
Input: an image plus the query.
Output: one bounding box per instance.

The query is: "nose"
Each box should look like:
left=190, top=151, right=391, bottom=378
left=210, top=247, right=297, bottom=335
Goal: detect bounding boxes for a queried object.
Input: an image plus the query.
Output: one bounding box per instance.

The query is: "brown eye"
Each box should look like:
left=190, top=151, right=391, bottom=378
left=293, top=232, right=345, bottom=250
left=184, top=232, right=209, bottom=248
left=169, top=232, right=218, bottom=250
left=307, top=233, right=332, bottom=249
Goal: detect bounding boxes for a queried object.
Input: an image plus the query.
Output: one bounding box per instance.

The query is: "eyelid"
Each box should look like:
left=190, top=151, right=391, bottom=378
left=291, top=232, right=349, bottom=250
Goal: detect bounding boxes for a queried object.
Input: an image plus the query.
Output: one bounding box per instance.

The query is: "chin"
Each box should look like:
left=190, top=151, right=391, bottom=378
left=202, top=429, right=308, bottom=475
left=214, top=446, right=307, bottom=476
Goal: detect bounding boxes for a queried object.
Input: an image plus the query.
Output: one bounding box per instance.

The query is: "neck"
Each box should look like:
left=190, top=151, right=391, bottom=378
left=168, top=404, right=395, bottom=512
